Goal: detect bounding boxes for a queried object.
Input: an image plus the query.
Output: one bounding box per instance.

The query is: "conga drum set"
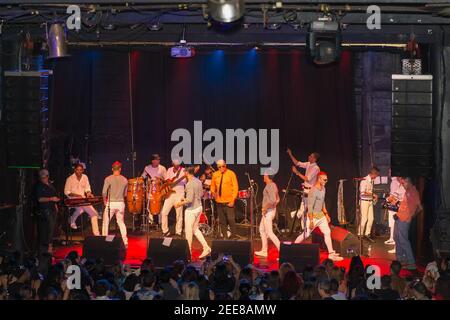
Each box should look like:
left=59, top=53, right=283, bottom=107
left=127, top=177, right=163, bottom=232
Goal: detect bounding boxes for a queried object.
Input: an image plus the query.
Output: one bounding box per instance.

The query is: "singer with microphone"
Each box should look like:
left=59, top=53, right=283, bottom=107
left=210, top=159, right=239, bottom=240
left=102, top=161, right=129, bottom=248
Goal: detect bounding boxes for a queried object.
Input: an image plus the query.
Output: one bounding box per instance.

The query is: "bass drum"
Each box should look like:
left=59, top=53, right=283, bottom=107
left=127, top=177, right=144, bottom=214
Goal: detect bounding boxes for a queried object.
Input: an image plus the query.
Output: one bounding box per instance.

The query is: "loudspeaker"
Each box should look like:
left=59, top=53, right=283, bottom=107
left=279, top=243, right=320, bottom=273
left=82, top=236, right=126, bottom=265
left=3, top=71, right=52, bottom=168
left=311, top=226, right=361, bottom=258
left=391, top=74, right=433, bottom=178
left=147, top=237, right=190, bottom=268
left=211, top=240, right=252, bottom=267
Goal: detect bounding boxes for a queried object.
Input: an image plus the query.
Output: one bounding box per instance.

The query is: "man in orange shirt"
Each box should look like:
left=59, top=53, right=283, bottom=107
left=210, top=159, right=239, bottom=239
left=394, top=177, right=423, bottom=270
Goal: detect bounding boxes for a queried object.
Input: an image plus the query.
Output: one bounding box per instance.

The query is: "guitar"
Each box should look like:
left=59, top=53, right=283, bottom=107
left=159, top=165, right=200, bottom=200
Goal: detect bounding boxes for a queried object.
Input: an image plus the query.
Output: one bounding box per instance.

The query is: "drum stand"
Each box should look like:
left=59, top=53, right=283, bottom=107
left=240, top=199, right=250, bottom=225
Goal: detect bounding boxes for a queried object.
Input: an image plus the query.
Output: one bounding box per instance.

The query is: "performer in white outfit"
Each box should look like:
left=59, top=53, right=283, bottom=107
left=294, top=172, right=343, bottom=261
left=287, top=148, right=320, bottom=229
left=176, top=166, right=211, bottom=260
left=141, top=154, right=167, bottom=225
left=385, top=169, right=406, bottom=247
left=160, top=159, right=185, bottom=237
left=64, top=164, right=100, bottom=236
left=358, top=166, right=380, bottom=242
left=255, top=170, right=281, bottom=257
left=102, top=161, right=129, bottom=247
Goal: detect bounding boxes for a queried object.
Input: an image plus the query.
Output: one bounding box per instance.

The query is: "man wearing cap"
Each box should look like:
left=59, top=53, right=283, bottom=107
left=142, top=154, right=167, bottom=226
left=255, top=169, right=280, bottom=257
left=64, top=163, right=100, bottom=235
left=102, top=161, right=129, bottom=247
left=160, top=159, right=185, bottom=237
left=210, top=160, right=239, bottom=240
left=35, top=169, right=60, bottom=253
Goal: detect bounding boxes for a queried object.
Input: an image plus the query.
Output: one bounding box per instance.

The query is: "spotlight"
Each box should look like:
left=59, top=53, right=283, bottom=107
left=171, top=26, right=195, bottom=58
left=46, top=23, right=69, bottom=59
left=307, top=19, right=341, bottom=65
left=208, top=0, right=245, bottom=23
left=148, top=22, right=163, bottom=31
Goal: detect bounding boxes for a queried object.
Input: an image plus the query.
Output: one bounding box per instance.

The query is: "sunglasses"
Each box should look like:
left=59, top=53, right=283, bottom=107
left=217, top=165, right=226, bottom=168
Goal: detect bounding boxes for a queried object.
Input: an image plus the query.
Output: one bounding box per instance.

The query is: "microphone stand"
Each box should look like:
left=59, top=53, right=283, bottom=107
left=245, top=172, right=255, bottom=254
left=282, top=171, right=294, bottom=235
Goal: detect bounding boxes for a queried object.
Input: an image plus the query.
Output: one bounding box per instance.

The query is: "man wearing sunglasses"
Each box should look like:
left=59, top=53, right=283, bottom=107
left=294, top=171, right=343, bottom=261
left=210, top=160, right=239, bottom=240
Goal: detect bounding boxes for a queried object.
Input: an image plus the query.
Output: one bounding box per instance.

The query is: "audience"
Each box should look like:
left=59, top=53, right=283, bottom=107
left=1, top=249, right=449, bottom=301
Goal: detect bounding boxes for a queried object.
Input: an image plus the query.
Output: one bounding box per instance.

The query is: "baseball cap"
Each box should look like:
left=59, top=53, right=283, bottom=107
left=39, top=169, right=49, bottom=178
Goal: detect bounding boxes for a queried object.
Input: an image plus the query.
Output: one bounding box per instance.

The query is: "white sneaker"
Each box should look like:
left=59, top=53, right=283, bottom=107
left=384, top=239, right=395, bottom=245
left=70, top=222, right=78, bottom=230
left=199, top=247, right=211, bottom=259
left=328, top=253, right=344, bottom=261
left=388, top=248, right=396, bottom=254
left=255, top=250, right=268, bottom=257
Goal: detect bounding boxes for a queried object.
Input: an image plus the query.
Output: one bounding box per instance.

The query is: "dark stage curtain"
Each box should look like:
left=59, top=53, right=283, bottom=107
left=50, top=47, right=358, bottom=223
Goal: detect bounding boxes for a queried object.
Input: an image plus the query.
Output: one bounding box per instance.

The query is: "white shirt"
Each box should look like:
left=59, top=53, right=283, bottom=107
left=142, top=164, right=167, bottom=181
left=296, top=161, right=320, bottom=189
left=164, top=166, right=186, bottom=194
left=390, top=177, right=406, bottom=201
left=359, top=174, right=374, bottom=200
left=64, top=173, right=92, bottom=198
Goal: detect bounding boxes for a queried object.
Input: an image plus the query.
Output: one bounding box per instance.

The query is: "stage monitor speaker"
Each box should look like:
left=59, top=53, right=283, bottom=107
left=3, top=71, right=52, bottom=168
left=82, top=236, right=126, bottom=265
left=211, top=240, right=252, bottom=267
left=279, top=243, right=320, bottom=273
left=391, top=74, right=433, bottom=178
left=147, top=237, right=190, bottom=268
left=311, top=226, right=361, bottom=258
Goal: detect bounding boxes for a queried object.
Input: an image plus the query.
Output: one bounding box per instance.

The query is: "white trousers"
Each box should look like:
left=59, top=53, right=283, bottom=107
left=102, top=202, right=128, bottom=245
left=359, top=200, right=374, bottom=236
left=259, top=208, right=280, bottom=251
left=70, top=205, right=100, bottom=236
left=160, top=192, right=184, bottom=235
left=294, top=216, right=335, bottom=254
left=184, top=206, right=209, bottom=253
left=388, top=210, right=396, bottom=241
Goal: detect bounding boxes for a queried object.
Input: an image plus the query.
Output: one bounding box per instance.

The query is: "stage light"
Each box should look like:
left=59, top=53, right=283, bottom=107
left=148, top=22, right=163, bottom=31
left=307, top=19, right=341, bottom=65
left=208, top=0, right=245, bottom=23
left=46, top=23, right=69, bottom=59
left=171, top=26, right=195, bottom=58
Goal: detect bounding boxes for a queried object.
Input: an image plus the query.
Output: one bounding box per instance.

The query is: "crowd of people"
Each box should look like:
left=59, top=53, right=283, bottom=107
left=1, top=250, right=449, bottom=300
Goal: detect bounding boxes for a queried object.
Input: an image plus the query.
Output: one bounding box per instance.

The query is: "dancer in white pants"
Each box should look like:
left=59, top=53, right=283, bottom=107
left=385, top=173, right=405, bottom=247
left=160, top=160, right=185, bottom=237
left=358, top=166, right=380, bottom=242
left=102, top=161, right=129, bottom=247
left=255, top=172, right=280, bottom=257
left=64, top=164, right=100, bottom=236
left=176, top=167, right=211, bottom=260
left=294, top=172, right=343, bottom=262
left=287, top=148, right=320, bottom=231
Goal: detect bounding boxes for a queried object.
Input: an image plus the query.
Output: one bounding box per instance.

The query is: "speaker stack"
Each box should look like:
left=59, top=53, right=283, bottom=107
left=391, top=74, right=433, bottom=177
left=3, top=70, right=53, bottom=169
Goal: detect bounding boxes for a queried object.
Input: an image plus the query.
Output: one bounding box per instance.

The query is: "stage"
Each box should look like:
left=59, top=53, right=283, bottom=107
left=52, top=226, right=422, bottom=277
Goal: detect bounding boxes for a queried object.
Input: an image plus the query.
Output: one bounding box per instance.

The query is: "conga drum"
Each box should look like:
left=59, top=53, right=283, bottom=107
left=127, top=177, right=144, bottom=214
left=147, top=179, right=163, bottom=215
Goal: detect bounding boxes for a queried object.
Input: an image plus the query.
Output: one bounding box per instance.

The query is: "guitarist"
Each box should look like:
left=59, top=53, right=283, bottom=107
left=160, top=159, right=186, bottom=237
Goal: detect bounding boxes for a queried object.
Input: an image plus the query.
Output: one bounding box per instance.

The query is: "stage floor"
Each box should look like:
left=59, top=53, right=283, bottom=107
left=53, top=226, right=423, bottom=277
